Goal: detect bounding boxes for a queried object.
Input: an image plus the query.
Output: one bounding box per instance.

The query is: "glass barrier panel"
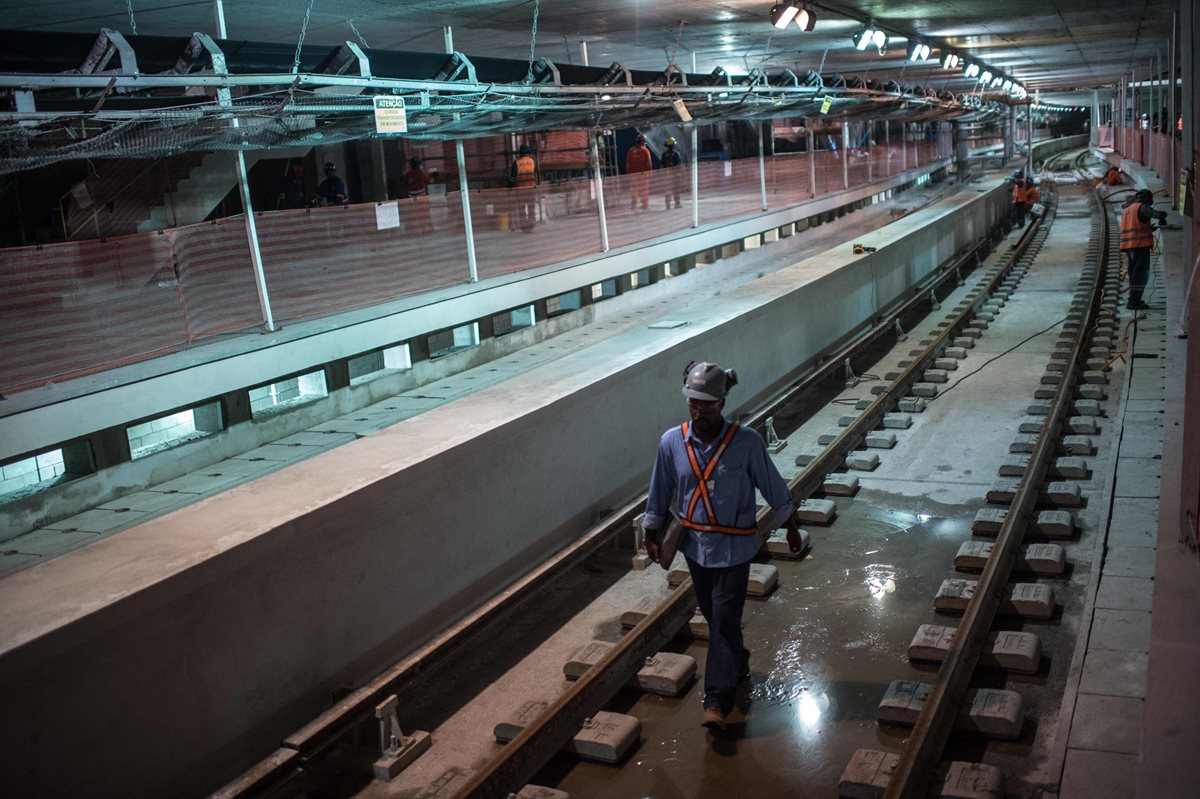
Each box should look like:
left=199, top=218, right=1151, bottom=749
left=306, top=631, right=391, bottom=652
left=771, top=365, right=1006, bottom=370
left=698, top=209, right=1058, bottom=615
left=698, top=158, right=762, bottom=226
left=473, top=177, right=603, bottom=278
left=1, top=229, right=195, bottom=394
left=602, top=169, right=694, bottom=251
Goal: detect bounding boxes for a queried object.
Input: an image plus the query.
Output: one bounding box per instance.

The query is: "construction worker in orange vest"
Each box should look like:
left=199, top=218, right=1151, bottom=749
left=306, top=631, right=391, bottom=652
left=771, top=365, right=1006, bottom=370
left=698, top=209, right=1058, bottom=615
left=1120, top=189, right=1167, bottom=310
left=1009, top=170, right=1028, bottom=228
left=1025, top=179, right=1041, bottom=217
left=1105, top=165, right=1122, bottom=186
left=625, top=133, right=653, bottom=210
left=508, top=143, right=538, bottom=231
left=642, top=361, right=805, bottom=732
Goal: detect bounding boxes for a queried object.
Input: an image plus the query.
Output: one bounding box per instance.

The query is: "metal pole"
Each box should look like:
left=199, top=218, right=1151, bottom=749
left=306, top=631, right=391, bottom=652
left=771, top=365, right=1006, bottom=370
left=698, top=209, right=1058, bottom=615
left=1169, top=14, right=1177, bottom=205
left=867, top=120, right=873, bottom=181
left=691, top=126, right=700, bottom=228
left=758, top=121, right=767, bottom=211
left=842, top=121, right=850, bottom=189
left=455, top=140, right=478, bottom=282
left=1026, top=105, right=1033, bottom=176
left=808, top=125, right=817, bottom=195
left=579, top=41, right=588, bottom=67
left=443, top=26, right=453, bottom=54
left=901, top=120, right=908, bottom=172
left=590, top=132, right=609, bottom=251
left=692, top=51, right=697, bottom=73
left=377, top=140, right=388, bottom=200
left=214, top=0, right=275, bottom=331
left=883, top=119, right=890, bottom=177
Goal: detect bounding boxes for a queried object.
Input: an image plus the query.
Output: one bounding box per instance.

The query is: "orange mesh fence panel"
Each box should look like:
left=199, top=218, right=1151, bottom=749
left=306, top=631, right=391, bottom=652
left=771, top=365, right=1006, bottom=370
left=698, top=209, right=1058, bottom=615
left=847, top=149, right=870, bottom=188
left=171, top=218, right=263, bottom=339
left=813, top=150, right=844, bottom=195
left=765, top=154, right=812, bottom=207
left=253, top=197, right=471, bottom=323
left=603, top=170, right=693, bottom=250
left=473, top=179, right=604, bottom=278
left=698, top=159, right=762, bottom=226
left=1, top=232, right=192, bottom=394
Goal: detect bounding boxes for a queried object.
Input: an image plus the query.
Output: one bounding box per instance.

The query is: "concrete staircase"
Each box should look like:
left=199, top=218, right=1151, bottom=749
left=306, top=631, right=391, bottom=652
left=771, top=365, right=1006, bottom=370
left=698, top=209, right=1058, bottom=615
left=137, top=148, right=309, bottom=232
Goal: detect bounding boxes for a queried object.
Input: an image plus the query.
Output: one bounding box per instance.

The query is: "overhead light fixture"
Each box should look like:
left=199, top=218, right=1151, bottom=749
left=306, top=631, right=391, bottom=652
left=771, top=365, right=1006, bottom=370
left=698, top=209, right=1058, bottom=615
left=979, top=70, right=992, bottom=84
left=795, top=5, right=816, bottom=31
left=963, top=63, right=980, bottom=79
left=991, top=75, right=1003, bottom=88
left=907, top=42, right=931, bottom=62
left=1002, top=79, right=1012, bottom=92
left=770, top=1, right=800, bottom=29
left=853, top=23, right=887, bottom=55
left=941, top=52, right=960, bottom=70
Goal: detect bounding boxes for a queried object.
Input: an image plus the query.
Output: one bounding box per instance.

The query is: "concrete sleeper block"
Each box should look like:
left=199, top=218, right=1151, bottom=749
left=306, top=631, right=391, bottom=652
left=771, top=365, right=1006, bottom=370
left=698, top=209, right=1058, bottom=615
left=934, top=578, right=1054, bottom=619
left=909, top=624, right=1040, bottom=674
left=796, top=498, right=837, bottom=525
left=877, top=680, right=1024, bottom=740
left=865, top=431, right=898, bottom=449
left=846, top=451, right=881, bottom=471
left=883, top=412, right=913, bottom=429
left=823, top=473, right=861, bottom=496
left=495, top=703, right=641, bottom=764
left=766, top=528, right=811, bottom=558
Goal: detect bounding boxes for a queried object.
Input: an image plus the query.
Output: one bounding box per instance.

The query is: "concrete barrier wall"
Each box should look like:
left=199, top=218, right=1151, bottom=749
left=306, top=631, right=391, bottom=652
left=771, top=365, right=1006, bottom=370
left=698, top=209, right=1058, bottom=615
left=1031, top=134, right=1090, bottom=166
left=0, top=182, right=1009, bottom=798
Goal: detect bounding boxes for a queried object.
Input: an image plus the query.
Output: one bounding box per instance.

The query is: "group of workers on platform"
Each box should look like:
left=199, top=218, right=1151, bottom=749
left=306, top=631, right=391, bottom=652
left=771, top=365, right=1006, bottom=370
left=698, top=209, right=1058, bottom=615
left=625, top=133, right=687, bottom=211
left=1007, top=170, right=1042, bottom=228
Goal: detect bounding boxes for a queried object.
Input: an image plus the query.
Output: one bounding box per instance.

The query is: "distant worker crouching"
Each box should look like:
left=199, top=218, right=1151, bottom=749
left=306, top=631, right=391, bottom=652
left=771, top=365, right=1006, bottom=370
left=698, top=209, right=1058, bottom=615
left=1105, top=165, right=1122, bottom=186
left=401, top=156, right=438, bottom=197
left=642, top=361, right=806, bottom=732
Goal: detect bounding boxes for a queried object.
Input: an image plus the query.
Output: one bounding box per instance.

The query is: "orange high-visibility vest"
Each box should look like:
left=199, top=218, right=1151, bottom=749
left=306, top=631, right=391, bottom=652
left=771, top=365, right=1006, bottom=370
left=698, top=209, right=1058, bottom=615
left=1106, top=168, right=1121, bottom=186
left=1120, top=202, right=1155, bottom=250
left=1026, top=186, right=1040, bottom=206
left=1012, top=180, right=1027, bottom=204
left=515, top=155, right=536, bottom=188
left=679, top=422, right=756, bottom=536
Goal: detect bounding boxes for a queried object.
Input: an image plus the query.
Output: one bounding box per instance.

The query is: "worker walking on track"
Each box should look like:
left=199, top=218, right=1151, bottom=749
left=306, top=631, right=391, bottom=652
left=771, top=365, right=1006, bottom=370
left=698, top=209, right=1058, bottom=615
left=1120, top=189, right=1168, bottom=310
left=660, top=136, right=685, bottom=209
left=508, top=143, right=538, bottom=232
left=625, top=133, right=653, bottom=211
left=641, top=361, right=806, bottom=732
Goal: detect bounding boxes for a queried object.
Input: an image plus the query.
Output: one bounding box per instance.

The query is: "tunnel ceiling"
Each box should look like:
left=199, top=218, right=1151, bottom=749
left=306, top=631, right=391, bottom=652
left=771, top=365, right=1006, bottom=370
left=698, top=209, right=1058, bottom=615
left=4, top=0, right=1178, bottom=98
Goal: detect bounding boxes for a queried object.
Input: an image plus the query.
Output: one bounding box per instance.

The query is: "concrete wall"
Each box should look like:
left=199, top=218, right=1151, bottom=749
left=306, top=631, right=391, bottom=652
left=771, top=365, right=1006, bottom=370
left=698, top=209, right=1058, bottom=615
left=0, top=183, right=1009, bottom=799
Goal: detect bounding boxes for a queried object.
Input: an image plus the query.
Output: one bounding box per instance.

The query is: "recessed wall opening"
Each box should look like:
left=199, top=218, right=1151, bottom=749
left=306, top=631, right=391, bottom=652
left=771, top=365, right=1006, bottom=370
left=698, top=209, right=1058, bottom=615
left=591, top=278, right=618, bottom=301
left=428, top=322, right=480, bottom=359
left=1, top=448, right=69, bottom=501
left=127, top=400, right=224, bottom=460
left=546, top=290, right=582, bottom=317
left=347, top=342, right=412, bottom=385
left=493, top=305, right=536, bottom=337
left=249, top=371, right=329, bottom=417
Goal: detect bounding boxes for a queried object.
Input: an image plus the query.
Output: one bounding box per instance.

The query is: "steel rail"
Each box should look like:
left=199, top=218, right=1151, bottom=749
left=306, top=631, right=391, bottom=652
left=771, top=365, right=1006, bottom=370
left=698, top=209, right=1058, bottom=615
left=883, top=180, right=1107, bottom=798
left=213, top=188, right=1009, bottom=799
left=446, top=206, right=1041, bottom=798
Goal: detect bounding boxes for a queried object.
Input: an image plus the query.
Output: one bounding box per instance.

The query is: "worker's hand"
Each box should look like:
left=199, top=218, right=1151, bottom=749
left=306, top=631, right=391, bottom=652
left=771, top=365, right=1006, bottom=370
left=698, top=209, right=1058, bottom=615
left=648, top=537, right=667, bottom=563
left=785, top=519, right=806, bottom=554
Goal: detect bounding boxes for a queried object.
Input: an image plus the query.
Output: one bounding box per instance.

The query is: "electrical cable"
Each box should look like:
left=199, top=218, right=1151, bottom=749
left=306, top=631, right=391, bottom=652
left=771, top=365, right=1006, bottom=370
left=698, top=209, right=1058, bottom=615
left=924, top=316, right=1068, bottom=405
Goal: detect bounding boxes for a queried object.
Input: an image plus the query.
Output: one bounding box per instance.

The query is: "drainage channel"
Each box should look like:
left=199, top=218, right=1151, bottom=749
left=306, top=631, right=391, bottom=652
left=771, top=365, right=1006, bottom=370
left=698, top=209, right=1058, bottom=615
left=213, top=193, right=1027, bottom=799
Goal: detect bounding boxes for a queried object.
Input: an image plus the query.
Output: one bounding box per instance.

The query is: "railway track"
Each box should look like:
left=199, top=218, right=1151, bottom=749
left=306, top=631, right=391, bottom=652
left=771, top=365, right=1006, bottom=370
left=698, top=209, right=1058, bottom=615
left=214, top=169, right=1117, bottom=799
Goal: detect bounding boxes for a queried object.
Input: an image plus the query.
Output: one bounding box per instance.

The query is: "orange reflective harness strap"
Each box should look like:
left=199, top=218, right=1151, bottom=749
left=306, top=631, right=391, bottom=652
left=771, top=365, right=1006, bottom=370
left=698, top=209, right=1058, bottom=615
left=679, top=422, right=757, bottom=535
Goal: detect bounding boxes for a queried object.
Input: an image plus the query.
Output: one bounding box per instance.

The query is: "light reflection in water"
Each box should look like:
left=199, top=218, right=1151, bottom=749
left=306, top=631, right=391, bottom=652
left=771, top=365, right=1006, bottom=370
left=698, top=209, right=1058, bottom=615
left=864, top=563, right=897, bottom=599
left=798, top=691, right=829, bottom=726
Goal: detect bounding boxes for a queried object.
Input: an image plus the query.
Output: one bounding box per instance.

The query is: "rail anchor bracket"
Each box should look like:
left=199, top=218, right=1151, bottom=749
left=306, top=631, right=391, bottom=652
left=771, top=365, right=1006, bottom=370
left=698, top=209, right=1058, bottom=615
left=893, top=319, right=908, bottom=342
left=843, top=358, right=860, bottom=389
left=929, top=290, right=941, bottom=310
left=372, top=695, right=431, bottom=781
left=765, top=416, right=787, bottom=453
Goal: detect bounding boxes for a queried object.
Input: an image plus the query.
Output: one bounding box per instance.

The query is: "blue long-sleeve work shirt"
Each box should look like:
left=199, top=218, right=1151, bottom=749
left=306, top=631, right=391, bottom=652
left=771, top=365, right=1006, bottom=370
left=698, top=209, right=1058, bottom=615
left=643, top=419, right=795, bottom=568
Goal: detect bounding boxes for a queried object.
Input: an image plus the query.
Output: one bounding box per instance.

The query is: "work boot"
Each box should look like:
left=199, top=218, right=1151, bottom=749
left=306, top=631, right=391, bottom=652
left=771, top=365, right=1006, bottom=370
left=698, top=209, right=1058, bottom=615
left=701, top=706, right=726, bottom=731
left=724, top=706, right=749, bottom=726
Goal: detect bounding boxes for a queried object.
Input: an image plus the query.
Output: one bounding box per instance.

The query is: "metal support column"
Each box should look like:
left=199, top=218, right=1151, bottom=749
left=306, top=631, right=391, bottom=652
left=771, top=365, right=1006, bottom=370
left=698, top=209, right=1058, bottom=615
left=867, top=120, right=873, bottom=181
left=456, top=140, right=478, bottom=282
left=901, top=121, right=908, bottom=172
left=213, top=0, right=275, bottom=331
left=590, top=132, right=610, bottom=251
left=807, top=126, right=817, bottom=195
left=1026, top=106, right=1034, bottom=176
left=842, top=121, right=850, bottom=189
left=579, top=41, right=588, bottom=67
left=1169, top=13, right=1177, bottom=204
left=758, top=121, right=768, bottom=211
left=691, top=126, right=700, bottom=228
left=883, top=120, right=890, bottom=177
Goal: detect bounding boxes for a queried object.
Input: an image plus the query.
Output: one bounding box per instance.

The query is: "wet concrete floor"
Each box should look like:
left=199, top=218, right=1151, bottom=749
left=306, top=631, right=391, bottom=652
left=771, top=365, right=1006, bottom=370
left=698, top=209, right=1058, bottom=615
left=541, top=192, right=1121, bottom=798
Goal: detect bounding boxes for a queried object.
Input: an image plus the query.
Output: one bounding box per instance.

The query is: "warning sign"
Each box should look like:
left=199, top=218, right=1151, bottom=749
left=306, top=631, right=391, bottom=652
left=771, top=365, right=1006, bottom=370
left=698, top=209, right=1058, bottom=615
left=373, top=96, right=408, bottom=134
left=820, top=96, right=833, bottom=115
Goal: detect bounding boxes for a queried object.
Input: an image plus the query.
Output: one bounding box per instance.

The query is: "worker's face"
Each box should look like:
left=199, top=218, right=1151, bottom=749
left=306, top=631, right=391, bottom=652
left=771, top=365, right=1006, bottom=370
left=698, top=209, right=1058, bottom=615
left=687, top=397, right=724, bottom=425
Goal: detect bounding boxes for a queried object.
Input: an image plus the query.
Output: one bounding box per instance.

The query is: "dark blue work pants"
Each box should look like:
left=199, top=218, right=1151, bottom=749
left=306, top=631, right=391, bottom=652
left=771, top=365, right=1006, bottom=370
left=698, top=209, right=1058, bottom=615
left=686, top=556, right=751, bottom=713
left=1126, top=247, right=1151, bottom=305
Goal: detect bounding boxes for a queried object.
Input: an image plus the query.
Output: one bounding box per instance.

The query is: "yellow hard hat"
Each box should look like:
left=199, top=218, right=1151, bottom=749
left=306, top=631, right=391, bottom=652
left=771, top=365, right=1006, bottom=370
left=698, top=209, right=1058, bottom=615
left=665, top=137, right=677, bottom=146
